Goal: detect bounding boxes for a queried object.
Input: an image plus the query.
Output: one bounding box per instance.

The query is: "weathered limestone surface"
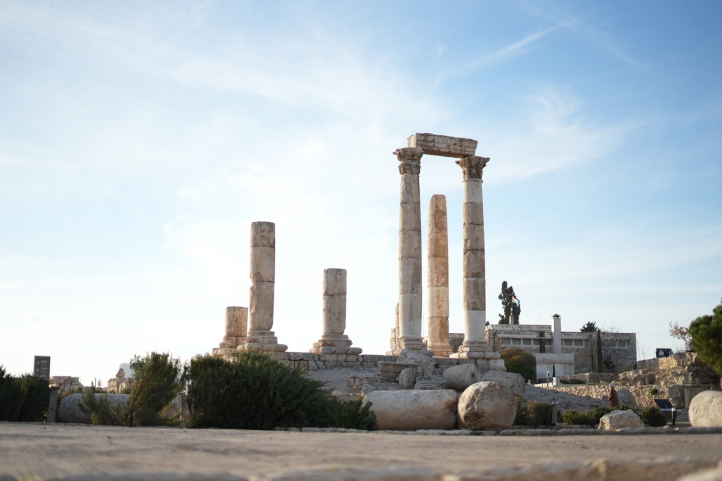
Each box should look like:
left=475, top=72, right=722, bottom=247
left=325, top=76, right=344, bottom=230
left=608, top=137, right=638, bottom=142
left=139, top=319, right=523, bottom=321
left=689, top=391, right=722, bottom=427
left=311, top=268, right=361, bottom=355
left=598, top=410, right=644, bottom=430
left=394, top=147, right=430, bottom=354
left=407, top=133, right=477, bottom=158
left=443, top=363, right=480, bottom=391
left=427, top=194, right=452, bottom=357
left=364, top=389, right=458, bottom=430
left=452, top=155, right=500, bottom=361
left=397, top=349, right=434, bottom=376
left=481, top=370, right=525, bottom=397
left=240, top=221, right=287, bottom=353
left=458, top=381, right=517, bottom=431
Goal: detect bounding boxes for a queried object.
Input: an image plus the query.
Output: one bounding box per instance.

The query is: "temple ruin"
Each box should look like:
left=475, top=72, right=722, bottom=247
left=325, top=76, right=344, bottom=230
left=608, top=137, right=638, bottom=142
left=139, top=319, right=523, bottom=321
left=213, top=133, right=505, bottom=374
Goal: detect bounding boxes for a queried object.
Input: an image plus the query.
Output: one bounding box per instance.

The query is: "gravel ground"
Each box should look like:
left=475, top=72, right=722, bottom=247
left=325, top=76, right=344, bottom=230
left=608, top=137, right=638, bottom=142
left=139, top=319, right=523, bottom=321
left=1, top=423, right=721, bottom=480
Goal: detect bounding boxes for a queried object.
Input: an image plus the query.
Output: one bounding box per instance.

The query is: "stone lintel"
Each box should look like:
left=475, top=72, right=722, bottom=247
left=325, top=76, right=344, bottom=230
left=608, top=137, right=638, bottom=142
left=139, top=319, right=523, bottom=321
left=408, top=133, right=477, bottom=158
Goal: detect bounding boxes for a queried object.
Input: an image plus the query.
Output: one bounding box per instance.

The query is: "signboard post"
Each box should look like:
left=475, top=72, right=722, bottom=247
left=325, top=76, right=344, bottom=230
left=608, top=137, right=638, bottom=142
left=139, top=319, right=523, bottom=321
left=33, top=356, right=51, bottom=380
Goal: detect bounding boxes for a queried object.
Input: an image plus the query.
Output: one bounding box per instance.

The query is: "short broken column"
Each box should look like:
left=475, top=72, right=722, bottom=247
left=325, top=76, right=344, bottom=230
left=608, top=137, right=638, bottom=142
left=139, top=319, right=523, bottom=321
left=223, top=306, right=247, bottom=348
left=452, top=156, right=499, bottom=360
left=239, top=221, right=287, bottom=352
left=427, top=195, right=452, bottom=357
left=311, top=268, right=361, bottom=355
left=395, top=147, right=430, bottom=355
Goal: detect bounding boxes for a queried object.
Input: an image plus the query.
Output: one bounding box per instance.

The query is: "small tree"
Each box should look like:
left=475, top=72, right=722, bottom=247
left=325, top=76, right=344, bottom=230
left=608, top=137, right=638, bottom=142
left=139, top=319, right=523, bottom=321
left=500, top=347, right=536, bottom=381
left=580, top=322, right=598, bottom=333
left=669, top=321, right=692, bottom=351
left=595, top=330, right=603, bottom=373
left=689, top=300, right=722, bottom=375
left=81, top=352, right=186, bottom=426
left=498, top=281, right=521, bottom=324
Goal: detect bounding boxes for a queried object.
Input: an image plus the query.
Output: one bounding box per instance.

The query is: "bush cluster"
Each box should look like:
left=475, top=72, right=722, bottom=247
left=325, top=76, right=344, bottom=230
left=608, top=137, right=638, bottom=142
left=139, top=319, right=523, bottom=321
left=560, top=379, right=586, bottom=385
left=0, top=366, right=50, bottom=422
left=80, top=352, right=186, bottom=426
left=562, top=405, right=629, bottom=425
left=514, top=399, right=553, bottom=427
left=640, top=406, right=667, bottom=427
left=500, top=348, right=536, bottom=382
left=187, top=350, right=377, bottom=430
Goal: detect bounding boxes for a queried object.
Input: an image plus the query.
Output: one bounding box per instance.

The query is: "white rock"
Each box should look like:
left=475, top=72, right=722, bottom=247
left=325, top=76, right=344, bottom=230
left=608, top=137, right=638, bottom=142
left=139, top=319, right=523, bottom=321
left=481, top=370, right=525, bottom=397
left=677, top=465, right=722, bottom=481
left=443, top=364, right=480, bottom=391
left=689, top=390, right=722, bottom=427
left=598, top=409, right=644, bottom=430
left=457, top=381, right=517, bottom=431
left=616, top=387, right=637, bottom=406
left=364, top=390, right=458, bottom=430
left=398, top=367, right=418, bottom=389
left=397, top=350, right=434, bottom=376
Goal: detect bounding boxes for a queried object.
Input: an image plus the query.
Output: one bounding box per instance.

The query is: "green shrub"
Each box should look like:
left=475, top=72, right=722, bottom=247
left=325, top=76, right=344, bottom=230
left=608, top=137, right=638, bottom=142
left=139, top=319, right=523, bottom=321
left=187, top=351, right=376, bottom=430
left=562, top=405, right=629, bottom=425
left=640, top=406, right=667, bottom=427
left=515, top=399, right=553, bottom=427
left=560, top=378, right=585, bottom=385
left=0, top=367, right=50, bottom=422
left=329, top=396, right=378, bottom=431
left=649, top=387, right=658, bottom=395
left=501, top=348, right=536, bottom=382
left=80, top=352, right=186, bottom=427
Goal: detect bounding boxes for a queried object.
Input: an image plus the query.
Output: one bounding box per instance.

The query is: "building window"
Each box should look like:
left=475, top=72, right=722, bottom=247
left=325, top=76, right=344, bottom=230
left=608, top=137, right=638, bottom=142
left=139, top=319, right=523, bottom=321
left=563, top=340, right=573, bottom=346
left=533, top=339, right=541, bottom=345
left=574, top=339, right=584, bottom=346
left=618, top=340, right=626, bottom=348
left=545, top=340, right=552, bottom=346
left=512, top=338, right=521, bottom=345
left=501, top=338, right=510, bottom=345
left=523, top=339, right=531, bottom=346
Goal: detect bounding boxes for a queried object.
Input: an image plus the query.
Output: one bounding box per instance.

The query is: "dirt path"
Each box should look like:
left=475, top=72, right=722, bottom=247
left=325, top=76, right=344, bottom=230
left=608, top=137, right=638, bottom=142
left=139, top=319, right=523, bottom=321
left=1, top=423, right=720, bottom=480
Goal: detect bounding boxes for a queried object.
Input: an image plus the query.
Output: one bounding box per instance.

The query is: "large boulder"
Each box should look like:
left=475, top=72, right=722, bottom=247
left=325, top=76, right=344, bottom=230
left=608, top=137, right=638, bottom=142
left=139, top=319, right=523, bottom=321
left=689, top=390, right=722, bottom=427
left=398, top=367, right=419, bottom=389
left=363, top=389, right=458, bottom=430
left=481, top=370, right=525, bottom=397
left=457, top=381, right=517, bottom=431
left=616, top=388, right=637, bottom=407
left=443, top=364, right=480, bottom=391
left=397, top=350, right=434, bottom=376
left=598, top=410, right=644, bottom=430
left=59, top=393, right=129, bottom=424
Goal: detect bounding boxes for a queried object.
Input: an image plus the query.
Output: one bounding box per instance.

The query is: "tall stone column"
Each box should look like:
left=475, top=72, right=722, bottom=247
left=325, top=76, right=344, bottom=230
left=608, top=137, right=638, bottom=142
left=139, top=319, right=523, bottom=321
left=240, top=221, right=287, bottom=352
left=427, top=195, right=452, bottom=357
left=394, top=147, right=430, bottom=355
left=311, top=268, right=362, bottom=354
left=453, top=156, right=499, bottom=360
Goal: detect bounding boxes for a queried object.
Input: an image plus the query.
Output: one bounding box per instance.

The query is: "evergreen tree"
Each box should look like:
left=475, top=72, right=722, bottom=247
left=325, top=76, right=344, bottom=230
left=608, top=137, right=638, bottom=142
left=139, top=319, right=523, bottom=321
left=595, top=330, right=603, bottom=373
left=580, top=322, right=598, bottom=333
left=498, top=281, right=521, bottom=324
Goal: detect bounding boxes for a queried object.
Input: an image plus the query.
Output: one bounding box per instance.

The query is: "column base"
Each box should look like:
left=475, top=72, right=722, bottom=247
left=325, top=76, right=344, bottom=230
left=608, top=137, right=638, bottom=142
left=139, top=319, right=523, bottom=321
left=427, top=342, right=453, bottom=357
left=310, top=335, right=362, bottom=355
left=238, top=330, right=288, bottom=352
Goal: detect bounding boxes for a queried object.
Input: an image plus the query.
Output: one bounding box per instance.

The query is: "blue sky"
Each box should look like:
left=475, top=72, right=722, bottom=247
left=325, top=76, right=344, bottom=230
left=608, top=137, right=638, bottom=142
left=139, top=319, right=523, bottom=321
left=1, top=1, right=720, bottom=383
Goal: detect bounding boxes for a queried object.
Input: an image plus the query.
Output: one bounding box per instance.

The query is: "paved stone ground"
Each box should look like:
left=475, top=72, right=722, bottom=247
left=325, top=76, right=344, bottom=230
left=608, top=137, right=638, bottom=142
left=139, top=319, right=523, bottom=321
left=1, top=423, right=721, bottom=480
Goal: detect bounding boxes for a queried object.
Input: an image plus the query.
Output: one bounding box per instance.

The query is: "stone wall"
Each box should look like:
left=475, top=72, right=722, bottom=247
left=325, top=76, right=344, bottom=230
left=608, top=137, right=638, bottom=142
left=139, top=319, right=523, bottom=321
left=549, top=384, right=674, bottom=408
left=635, top=352, right=720, bottom=386
left=261, top=351, right=504, bottom=373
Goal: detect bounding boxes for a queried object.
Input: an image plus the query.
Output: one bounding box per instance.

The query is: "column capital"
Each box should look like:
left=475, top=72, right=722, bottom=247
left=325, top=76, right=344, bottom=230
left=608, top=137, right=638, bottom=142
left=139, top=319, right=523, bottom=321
left=394, top=147, right=424, bottom=175
left=456, top=156, right=490, bottom=180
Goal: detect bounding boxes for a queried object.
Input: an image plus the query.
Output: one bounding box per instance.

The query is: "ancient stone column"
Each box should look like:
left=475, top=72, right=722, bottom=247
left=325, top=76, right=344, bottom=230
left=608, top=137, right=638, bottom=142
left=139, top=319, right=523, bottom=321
left=222, top=306, right=247, bottom=349
left=427, top=195, right=452, bottom=357
left=240, top=221, right=287, bottom=352
left=453, top=156, right=498, bottom=360
left=311, top=268, right=362, bottom=355
left=394, top=147, right=430, bottom=355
